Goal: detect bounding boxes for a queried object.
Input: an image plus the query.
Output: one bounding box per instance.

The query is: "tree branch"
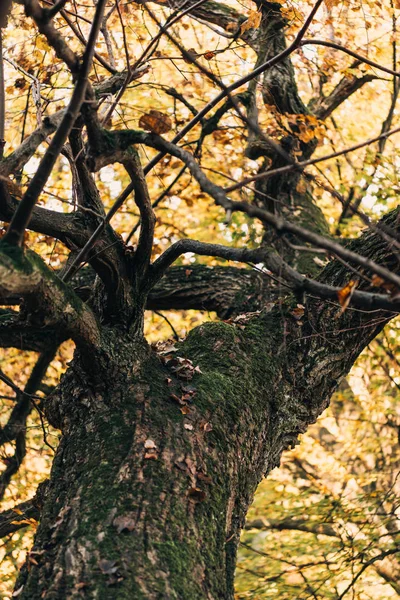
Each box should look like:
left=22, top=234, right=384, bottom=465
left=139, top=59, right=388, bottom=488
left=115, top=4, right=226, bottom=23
left=87, top=125, right=400, bottom=294
left=24, top=0, right=79, bottom=73
left=148, top=237, right=400, bottom=313
left=43, top=0, right=69, bottom=21
left=4, top=0, right=108, bottom=246
left=0, top=110, right=64, bottom=177
left=0, top=346, right=56, bottom=448
left=310, top=69, right=376, bottom=120
left=0, top=498, right=40, bottom=538
left=244, top=517, right=337, bottom=537
left=0, top=264, right=273, bottom=319
left=0, top=178, right=89, bottom=247
left=0, top=308, right=66, bottom=351
left=0, top=243, right=100, bottom=351
left=123, top=153, right=155, bottom=282
left=0, top=480, right=48, bottom=538
left=0, top=348, right=55, bottom=500
left=147, top=265, right=272, bottom=317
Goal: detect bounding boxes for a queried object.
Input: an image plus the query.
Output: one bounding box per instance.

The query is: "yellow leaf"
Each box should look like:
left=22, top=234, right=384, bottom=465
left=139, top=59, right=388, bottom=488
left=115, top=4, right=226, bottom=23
left=36, top=35, right=50, bottom=52
left=296, top=178, right=307, bottom=194
left=240, top=11, right=262, bottom=34
left=298, top=126, right=315, bottom=143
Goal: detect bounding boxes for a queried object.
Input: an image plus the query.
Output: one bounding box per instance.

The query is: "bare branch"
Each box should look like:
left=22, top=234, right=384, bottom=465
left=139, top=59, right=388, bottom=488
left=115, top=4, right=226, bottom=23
left=24, top=0, right=79, bottom=73
left=123, top=153, right=155, bottom=282
left=0, top=346, right=56, bottom=447
left=148, top=237, right=400, bottom=313
left=58, top=7, right=116, bottom=74
left=0, top=498, right=40, bottom=538
left=0, top=178, right=88, bottom=246
left=0, top=110, right=64, bottom=176
left=244, top=517, right=337, bottom=537
left=0, top=347, right=55, bottom=500
left=311, top=70, right=376, bottom=120
left=0, top=481, right=48, bottom=538
left=337, top=547, right=400, bottom=600
left=3, top=0, right=108, bottom=246
left=43, top=0, right=69, bottom=20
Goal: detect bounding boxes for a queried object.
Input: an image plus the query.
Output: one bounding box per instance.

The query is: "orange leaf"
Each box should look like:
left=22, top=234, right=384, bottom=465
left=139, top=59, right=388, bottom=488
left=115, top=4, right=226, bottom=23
left=337, top=280, right=357, bottom=313
left=291, top=304, right=305, bottom=320
left=371, top=274, right=384, bottom=287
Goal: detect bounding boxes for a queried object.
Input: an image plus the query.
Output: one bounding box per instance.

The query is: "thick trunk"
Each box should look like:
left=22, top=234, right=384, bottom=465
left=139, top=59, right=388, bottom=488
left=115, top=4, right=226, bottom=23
left=18, top=325, right=280, bottom=599
left=16, top=284, right=384, bottom=599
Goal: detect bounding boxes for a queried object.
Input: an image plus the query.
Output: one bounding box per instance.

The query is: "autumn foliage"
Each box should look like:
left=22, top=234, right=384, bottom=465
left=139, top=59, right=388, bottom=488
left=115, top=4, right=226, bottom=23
left=0, top=0, right=400, bottom=598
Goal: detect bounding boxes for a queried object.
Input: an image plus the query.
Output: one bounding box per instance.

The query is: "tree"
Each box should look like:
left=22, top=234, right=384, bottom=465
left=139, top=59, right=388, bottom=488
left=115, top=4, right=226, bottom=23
left=0, top=0, right=399, bottom=597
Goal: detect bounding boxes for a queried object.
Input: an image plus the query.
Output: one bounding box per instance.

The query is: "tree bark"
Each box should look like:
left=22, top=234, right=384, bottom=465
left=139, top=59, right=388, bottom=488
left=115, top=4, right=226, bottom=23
left=147, top=265, right=273, bottom=317
left=16, top=274, right=388, bottom=599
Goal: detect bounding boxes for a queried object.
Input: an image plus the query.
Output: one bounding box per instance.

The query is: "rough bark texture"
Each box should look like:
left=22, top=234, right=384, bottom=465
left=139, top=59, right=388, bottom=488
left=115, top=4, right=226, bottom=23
left=15, top=265, right=389, bottom=599
left=147, top=265, right=273, bottom=317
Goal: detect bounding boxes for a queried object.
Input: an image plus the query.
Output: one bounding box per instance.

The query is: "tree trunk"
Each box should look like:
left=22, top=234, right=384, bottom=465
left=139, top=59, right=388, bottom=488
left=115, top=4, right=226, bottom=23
left=16, top=279, right=386, bottom=599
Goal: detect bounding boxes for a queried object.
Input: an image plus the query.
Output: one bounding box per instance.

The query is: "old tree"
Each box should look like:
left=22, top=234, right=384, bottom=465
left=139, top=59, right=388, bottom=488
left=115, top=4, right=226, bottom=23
left=0, top=0, right=400, bottom=597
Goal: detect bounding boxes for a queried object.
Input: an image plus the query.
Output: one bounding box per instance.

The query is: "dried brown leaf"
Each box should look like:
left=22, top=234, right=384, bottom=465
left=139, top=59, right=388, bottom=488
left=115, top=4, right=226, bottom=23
left=139, top=110, right=172, bottom=134
left=188, top=487, right=206, bottom=502
left=113, top=514, right=136, bottom=533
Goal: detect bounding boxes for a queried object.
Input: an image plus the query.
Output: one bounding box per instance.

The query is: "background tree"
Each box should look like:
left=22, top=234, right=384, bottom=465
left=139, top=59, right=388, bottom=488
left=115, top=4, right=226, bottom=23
left=0, top=0, right=399, bottom=598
